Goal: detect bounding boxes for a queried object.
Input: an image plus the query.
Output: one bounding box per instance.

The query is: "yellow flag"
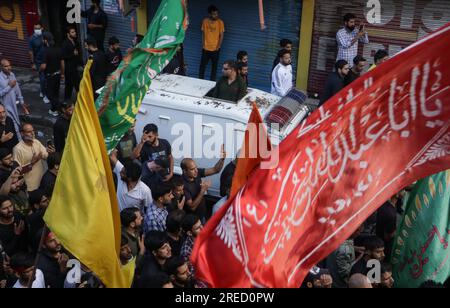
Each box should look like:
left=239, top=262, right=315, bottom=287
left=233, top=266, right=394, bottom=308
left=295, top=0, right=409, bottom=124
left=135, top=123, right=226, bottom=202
left=44, top=60, right=131, bottom=288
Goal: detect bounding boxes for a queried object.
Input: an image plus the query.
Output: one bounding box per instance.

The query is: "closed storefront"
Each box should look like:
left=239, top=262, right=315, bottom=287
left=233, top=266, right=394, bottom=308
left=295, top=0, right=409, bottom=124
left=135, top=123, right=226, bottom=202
left=148, top=0, right=302, bottom=92
left=308, top=0, right=450, bottom=96
left=82, top=0, right=137, bottom=53
left=0, top=0, right=38, bottom=68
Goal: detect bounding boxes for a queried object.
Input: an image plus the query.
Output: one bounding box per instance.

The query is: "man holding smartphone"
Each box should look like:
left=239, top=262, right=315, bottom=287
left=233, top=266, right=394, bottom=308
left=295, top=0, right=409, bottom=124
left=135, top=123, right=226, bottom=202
left=12, top=123, right=55, bottom=192
left=336, top=13, right=369, bottom=68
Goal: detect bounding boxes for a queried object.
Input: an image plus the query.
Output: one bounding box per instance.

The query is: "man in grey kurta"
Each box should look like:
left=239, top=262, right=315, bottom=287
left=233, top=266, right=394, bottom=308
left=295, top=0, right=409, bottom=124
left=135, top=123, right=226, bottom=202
left=0, top=59, right=25, bottom=138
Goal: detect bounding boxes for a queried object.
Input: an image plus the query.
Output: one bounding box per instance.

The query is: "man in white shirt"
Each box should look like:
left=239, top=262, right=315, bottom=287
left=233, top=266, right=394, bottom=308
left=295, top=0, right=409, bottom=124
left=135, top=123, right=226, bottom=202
left=110, top=150, right=152, bottom=212
left=271, top=49, right=293, bottom=97
left=10, top=253, right=46, bottom=288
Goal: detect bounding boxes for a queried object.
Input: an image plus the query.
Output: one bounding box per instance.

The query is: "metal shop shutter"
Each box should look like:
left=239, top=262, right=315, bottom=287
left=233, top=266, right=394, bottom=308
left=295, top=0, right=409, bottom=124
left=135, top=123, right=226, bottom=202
left=83, top=0, right=137, bottom=54
left=0, top=0, right=30, bottom=68
left=149, top=0, right=302, bottom=93
left=307, top=0, right=450, bottom=96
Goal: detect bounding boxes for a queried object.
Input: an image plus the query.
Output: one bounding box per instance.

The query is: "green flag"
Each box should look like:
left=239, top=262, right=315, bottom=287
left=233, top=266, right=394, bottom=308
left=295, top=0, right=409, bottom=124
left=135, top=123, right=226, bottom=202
left=392, top=170, right=450, bottom=288
left=95, top=0, right=188, bottom=152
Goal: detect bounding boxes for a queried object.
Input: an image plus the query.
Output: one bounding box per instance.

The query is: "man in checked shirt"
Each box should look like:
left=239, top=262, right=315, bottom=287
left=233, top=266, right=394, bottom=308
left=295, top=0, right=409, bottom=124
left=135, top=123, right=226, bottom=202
left=336, top=13, right=369, bottom=68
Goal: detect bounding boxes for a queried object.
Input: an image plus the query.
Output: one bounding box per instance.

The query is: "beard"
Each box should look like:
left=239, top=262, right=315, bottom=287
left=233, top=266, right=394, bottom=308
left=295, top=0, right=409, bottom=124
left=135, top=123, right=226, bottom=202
left=347, top=25, right=356, bottom=31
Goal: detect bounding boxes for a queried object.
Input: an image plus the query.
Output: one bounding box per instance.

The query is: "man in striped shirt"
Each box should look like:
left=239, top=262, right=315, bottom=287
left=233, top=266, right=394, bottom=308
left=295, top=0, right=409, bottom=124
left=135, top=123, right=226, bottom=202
left=336, top=13, right=369, bottom=67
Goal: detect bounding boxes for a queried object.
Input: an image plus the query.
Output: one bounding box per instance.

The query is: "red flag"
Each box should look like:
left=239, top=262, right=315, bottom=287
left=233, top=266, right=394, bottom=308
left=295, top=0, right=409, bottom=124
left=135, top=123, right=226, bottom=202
left=191, top=23, right=450, bottom=288
left=230, top=102, right=272, bottom=197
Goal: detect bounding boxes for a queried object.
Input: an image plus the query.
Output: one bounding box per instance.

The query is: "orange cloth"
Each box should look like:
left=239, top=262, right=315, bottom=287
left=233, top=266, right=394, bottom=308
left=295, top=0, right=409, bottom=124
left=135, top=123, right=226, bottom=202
left=230, top=103, right=271, bottom=197
left=201, top=18, right=225, bottom=51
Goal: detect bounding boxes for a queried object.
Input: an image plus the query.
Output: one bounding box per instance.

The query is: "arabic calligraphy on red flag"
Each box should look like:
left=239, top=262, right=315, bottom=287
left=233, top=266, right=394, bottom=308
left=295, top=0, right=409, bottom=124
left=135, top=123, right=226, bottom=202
left=191, top=23, right=450, bottom=288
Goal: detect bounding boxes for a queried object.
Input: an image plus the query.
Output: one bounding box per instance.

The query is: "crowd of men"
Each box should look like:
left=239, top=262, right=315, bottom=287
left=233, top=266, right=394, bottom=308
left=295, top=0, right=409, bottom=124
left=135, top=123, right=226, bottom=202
left=1, top=2, right=449, bottom=288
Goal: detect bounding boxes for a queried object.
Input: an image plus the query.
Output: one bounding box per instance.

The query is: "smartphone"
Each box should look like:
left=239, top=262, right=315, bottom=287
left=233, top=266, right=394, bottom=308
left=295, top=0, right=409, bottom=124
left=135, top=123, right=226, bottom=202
left=47, top=139, right=54, bottom=147
left=20, top=163, right=33, bottom=175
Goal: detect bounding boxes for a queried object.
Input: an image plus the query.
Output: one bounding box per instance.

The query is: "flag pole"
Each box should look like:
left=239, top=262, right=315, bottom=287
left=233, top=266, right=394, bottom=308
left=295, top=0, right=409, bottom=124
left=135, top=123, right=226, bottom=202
left=27, top=225, right=48, bottom=288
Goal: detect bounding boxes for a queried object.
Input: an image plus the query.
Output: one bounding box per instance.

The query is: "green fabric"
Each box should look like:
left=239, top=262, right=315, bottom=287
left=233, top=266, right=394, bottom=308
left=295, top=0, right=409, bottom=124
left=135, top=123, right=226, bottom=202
left=392, top=170, right=450, bottom=288
left=95, top=0, right=187, bottom=152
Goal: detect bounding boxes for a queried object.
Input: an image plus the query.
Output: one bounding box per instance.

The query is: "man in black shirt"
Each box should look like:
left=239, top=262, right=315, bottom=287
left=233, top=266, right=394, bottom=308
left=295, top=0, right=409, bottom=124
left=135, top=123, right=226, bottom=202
left=345, top=55, right=366, bottom=86
left=36, top=231, right=69, bottom=289
left=350, top=236, right=385, bottom=277
left=181, top=146, right=226, bottom=222
left=53, top=102, right=74, bottom=154
left=165, top=256, right=194, bottom=288
left=39, top=153, right=60, bottom=191
left=133, top=124, right=174, bottom=182
left=81, top=0, right=108, bottom=51
left=165, top=210, right=185, bottom=257
left=0, top=104, right=19, bottom=153
left=105, top=36, right=123, bottom=75
left=135, top=231, right=172, bottom=288
left=40, top=32, right=64, bottom=117
left=0, top=196, right=27, bottom=257
left=84, top=38, right=107, bottom=99
left=320, top=60, right=349, bottom=106
left=61, top=26, right=82, bottom=102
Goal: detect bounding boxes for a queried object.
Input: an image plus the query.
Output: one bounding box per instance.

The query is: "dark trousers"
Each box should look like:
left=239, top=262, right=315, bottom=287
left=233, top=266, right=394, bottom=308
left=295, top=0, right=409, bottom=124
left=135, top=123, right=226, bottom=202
left=199, top=49, right=220, bottom=81
left=37, top=66, right=46, bottom=96
left=64, top=66, right=81, bottom=101
left=46, top=74, right=61, bottom=112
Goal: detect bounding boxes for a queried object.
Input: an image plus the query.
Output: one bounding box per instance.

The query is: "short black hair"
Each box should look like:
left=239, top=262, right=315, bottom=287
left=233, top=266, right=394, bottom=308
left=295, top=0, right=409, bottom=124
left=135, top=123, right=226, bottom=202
left=141, top=272, right=172, bottom=288
left=47, top=153, right=61, bottom=170
left=208, top=5, right=219, bottom=14
left=120, top=207, right=140, bottom=228
left=223, top=60, right=238, bottom=72
left=171, top=176, right=184, bottom=189
left=28, top=189, right=45, bottom=207
left=280, top=39, right=292, bottom=48
left=353, top=55, right=366, bottom=66
left=85, top=37, right=97, bottom=48
left=180, top=158, right=193, bottom=171
left=66, top=25, right=76, bottom=34
left=35, top=20, right=43, bottom=27
left=0, top=147, right=12, bottom=160
left=374, top=49, right=389, bottom=63
left=278, top=49, right=291, bottom=60
left=143, top=123, right=158, bottom=134
left=165, top=256, right=187, bottom=276
left=10, top=253, right=34, bottom=271
left=343, top=13, right=357, bottom=23
left=124, top=160, right=142, bottom=182
left=151, top=183, right=173, bottom=201
left=236, top=50, right=248, bottom=61
left=92, top=0, right=102, bottom=5
left=144, top=230, right=169, bottom=252
left=166, top=209, right=186, bottom=234
left=0, top=195, right=11, bottom=207
left=181, top=214, right=200, bottom=233
left=154, top=157, right=170, bottom=169
left=335, top=59, right=349, bottom=71
left=108, top=36, right=120, bottom=46
left=364, top=236, right=385, bottom=251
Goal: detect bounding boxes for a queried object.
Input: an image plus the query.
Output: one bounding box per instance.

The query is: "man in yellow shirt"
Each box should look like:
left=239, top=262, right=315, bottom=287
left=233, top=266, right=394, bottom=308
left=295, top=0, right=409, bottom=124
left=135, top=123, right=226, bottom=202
left=13, top=123, right=55, bottom=191
left=199, top=5, right=225, bottom=81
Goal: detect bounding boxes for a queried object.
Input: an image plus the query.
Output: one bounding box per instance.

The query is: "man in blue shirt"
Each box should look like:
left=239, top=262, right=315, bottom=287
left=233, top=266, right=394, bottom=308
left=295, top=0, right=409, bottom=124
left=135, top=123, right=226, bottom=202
left=28, top=21, right=49, bottom=104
